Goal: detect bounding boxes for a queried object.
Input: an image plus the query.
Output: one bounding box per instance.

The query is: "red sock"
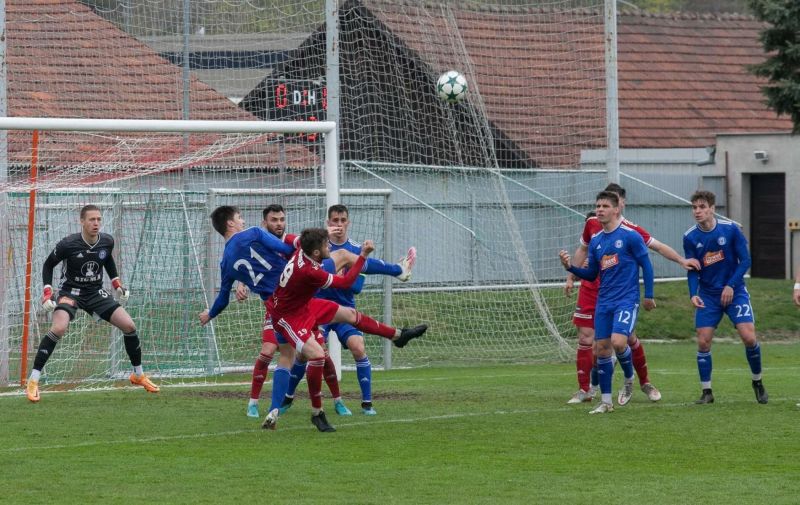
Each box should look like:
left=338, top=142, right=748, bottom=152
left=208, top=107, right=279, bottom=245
left=576, top=344, right=593, bottom=392
left=631, top=340, right=649, bottom=386
left=249, top=352, right=272, bottom=400
left=306, top=358, right=325, bottom=409
left=323, top=354, right=340, bottom=398
left=354, top=311, right=395, bottom=339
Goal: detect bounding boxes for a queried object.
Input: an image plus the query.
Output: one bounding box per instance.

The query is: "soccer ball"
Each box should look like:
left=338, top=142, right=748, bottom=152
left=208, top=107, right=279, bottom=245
left=436, top=71, right=468, bottom=104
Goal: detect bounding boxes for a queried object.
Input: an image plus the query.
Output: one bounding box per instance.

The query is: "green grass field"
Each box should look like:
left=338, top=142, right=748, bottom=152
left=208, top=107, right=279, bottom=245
left=3, top=340, right=800, bottom=505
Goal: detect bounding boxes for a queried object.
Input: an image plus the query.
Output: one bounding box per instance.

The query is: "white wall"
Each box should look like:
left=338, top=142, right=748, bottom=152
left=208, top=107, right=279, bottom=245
left=716, top=132, right=800, bottom=279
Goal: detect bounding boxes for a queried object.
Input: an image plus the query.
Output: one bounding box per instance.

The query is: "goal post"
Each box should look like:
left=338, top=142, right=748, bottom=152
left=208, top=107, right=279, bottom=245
left=0, top=117, right=340, bottom=389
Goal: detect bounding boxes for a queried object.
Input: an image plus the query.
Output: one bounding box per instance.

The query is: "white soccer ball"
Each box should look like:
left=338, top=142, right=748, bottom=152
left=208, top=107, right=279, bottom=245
left=436, top=70, right=468, bottom=104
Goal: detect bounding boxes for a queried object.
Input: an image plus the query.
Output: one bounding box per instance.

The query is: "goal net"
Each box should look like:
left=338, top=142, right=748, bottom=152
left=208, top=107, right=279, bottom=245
left=1, top=0, right=612, bottom=389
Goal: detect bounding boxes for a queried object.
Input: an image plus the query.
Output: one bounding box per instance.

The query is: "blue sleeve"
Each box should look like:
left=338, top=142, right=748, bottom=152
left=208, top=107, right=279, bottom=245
left=208, top=270, right=234, bottom=319
left=687, top=270, right=700, bottom=298
left=321, top=258, right=336, bottom=274
left=351, top=274, right=365, bottom=294
left=632, top=234, right=654, bottom=298
left=567, top=250, right=599, bottom=281
left=638, top=254, right=655, bottom=299
left=727, top=227, right=751, bottom=288
left=256, top=228, right=294, bottom=256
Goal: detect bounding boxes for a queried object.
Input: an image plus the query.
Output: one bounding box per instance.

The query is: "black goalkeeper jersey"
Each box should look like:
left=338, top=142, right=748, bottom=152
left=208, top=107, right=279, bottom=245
left=42, top=232, right=119, bottom=293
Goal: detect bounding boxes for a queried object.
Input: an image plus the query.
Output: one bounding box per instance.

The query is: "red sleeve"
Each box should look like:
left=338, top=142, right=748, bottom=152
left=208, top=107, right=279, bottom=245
left=284, top=234, right=300, bottom=249
left=628, top=222, right=653, bottom=246
left=327, top=256, right=366, bottom=290
left=580, top=218, right=599, bottom=246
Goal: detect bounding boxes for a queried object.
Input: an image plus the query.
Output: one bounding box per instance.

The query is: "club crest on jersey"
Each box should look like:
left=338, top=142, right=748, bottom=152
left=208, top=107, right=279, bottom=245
left=703, top=250, right=724, bottom=267
left=614, top=240, right=623, bottom=249
left=717, top=236, right=726, bottom=246
left=601, top=253, right=619, bottom=270
left=98, top=249, right=107, bottom=260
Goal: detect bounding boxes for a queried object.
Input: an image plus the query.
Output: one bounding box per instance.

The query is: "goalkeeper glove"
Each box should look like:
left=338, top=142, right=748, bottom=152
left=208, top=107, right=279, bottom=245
left=111, top=278, right=130, bottom=302
left=42, top=285, right=56, bottom=312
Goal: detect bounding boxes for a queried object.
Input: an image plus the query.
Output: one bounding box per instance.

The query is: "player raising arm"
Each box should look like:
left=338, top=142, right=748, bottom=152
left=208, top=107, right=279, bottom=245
left=683, top=190, right=767, bottom=404
left=26, top=204, right=159, bottom=402
left=559, top=191, right=655, bottom=414
left=264, top=228, right=427, bottom=432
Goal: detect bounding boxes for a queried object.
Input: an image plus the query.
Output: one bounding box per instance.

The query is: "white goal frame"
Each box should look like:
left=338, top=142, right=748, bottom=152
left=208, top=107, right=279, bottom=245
left=0, top=117, right=340, bottom=386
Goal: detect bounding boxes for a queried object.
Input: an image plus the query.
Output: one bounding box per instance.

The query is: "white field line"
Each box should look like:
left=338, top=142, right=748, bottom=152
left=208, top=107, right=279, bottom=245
left=2, top=399, right=799, bottom=454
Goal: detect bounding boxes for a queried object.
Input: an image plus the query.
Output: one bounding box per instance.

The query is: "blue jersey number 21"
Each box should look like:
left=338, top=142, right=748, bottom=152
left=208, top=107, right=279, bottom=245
left=233, top=247, right=273, bottom=286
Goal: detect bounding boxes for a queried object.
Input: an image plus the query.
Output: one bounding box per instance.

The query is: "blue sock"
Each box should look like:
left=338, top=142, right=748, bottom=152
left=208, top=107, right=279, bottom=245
left=616, top=346, right=634, bottom=381
left=590, top=366, right=598, bottom=388
left=363, top=258, right=402, bottom=277
left=286, top=359, right=307, bottom=397
left=269, top=367, right=290, bottom=411
left=745, top=343, right=762, bottom=377
left=597, top=356, right=614, bottom=395
left=355, top=356, right=372, bottom=402
left=697, top=351, right=712, bottom=384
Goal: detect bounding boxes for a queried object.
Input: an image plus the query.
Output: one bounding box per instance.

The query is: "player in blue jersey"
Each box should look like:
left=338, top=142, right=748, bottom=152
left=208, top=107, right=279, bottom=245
left=683, top=190, right=767, bottom=404
left=279, top=203, right=417, bottom=416
left=559, top=191, right=656, bottom=414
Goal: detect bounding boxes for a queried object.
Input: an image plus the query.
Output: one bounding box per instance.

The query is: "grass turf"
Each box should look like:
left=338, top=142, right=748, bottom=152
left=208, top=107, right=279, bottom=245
left=2, top=340, right=799, bottom=504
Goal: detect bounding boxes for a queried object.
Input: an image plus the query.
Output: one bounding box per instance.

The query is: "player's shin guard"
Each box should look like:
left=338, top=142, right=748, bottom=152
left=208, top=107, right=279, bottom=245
left=745, top=343, right=762, bottom=379
left=630, top=339, right=650, bottom=386
left=306, top=358, right=325, bottom=409
left=363, top=258, right=402, bottom=277
left=323, top=354, right=341, bottom=399
left=286, top=359, right=308, bottom=397
left=250, top=352, right=273, bottom=400
left=123, top=331, right=142, bottom=367
left=576, top=344, right=593, bottom=392
left=596, top=356, right=614, bottom=401
left=269, top=367, right=291, bottom=411
left=616, top=346, right=635, bottom=381
left=33, top=331, right=60, bottom=372
left=353, top=311, right=396, bottom=339
left=355, top=356, right=372, bottom=402
left=697, top=351, right=712, bottom=387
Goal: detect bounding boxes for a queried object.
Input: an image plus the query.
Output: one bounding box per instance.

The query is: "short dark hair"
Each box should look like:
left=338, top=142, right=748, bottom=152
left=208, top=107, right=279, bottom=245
left=604, top=183, right=626, bottom=199
left=690, top=190, right=716, bottom=207
left=262, top=204, right=285, bottom=220
left=210, top=205, right=240, bottom=237
left=327, top=204, right=349, bottom=219
left=595, top=191, right=620, bottom=207
left=80, top=204, right=101, bottom=219
left=585, top=210, right=596, bottom=220
left=300, top=228, right=329, bottom=256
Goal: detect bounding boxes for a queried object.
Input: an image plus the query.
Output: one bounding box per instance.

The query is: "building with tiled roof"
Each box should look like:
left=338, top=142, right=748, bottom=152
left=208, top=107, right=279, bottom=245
left=239, top=0, right=792, bottom=168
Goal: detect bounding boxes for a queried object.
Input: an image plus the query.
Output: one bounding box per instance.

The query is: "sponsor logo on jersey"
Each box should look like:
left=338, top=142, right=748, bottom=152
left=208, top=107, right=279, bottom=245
left=81, top=261, right=100, bottom=278
left=614, top=240, right=623, bottom=249
left=601, top=253, right=619, bottom=270
left=703, top=250, right=725, bottom=267
left=717, top=236, right=726, bottom=246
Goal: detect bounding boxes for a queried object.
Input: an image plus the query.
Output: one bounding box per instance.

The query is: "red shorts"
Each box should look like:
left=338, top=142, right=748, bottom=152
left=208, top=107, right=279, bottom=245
left=572, top=284, right=598, bottom=329
left=261, top=301, right=277, bottom=345
left=271, top=299, right=339, bottom=351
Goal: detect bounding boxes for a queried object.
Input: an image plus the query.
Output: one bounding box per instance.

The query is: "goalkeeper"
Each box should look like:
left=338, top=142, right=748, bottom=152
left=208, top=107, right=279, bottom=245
left=26, top=204, right=159, bottom=402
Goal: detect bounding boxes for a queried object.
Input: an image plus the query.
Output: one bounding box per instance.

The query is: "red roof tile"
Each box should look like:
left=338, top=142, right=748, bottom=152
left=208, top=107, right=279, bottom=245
left=366, top=1, right=792, bottom=164
left=5, top=0, right=315, bottom=180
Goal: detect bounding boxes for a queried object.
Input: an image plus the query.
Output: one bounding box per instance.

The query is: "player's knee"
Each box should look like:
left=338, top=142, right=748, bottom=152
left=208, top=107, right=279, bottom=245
left=348, top=341, right=366, bottom=359
left=341, top=307, right=358, bottom=323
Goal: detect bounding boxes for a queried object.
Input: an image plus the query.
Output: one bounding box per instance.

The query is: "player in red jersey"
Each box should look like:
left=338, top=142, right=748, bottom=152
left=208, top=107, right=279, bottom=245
left=565, top=183, right=700, bottom=406
left=263, top=228, right=427, bottom=432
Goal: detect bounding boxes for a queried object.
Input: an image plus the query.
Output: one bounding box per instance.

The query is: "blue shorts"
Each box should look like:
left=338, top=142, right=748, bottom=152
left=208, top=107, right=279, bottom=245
left=695, top=289, right=754, bottom=329
left=594, top=302, right=640, bottom=340
left=321, top=322, right=363, bottom=347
